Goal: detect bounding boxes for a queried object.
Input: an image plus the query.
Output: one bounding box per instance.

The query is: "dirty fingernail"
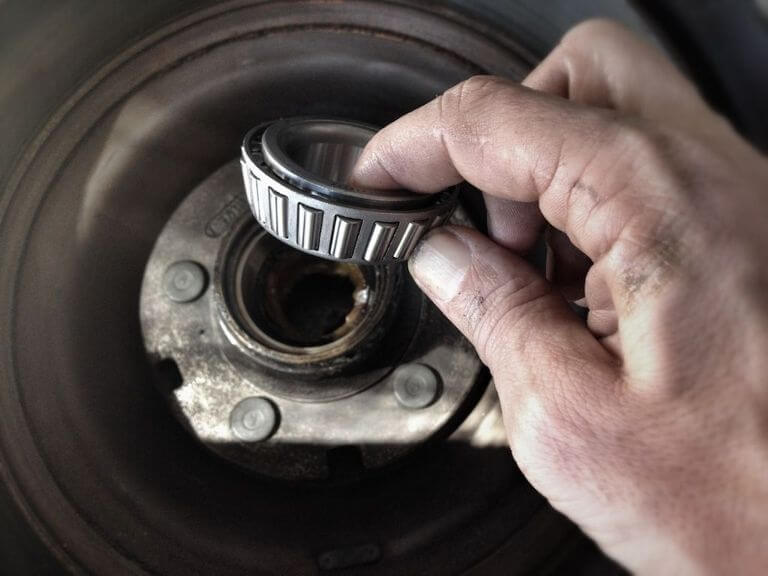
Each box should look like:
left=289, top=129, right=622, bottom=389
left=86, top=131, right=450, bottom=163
left=408, top=228, right=471, bottom=301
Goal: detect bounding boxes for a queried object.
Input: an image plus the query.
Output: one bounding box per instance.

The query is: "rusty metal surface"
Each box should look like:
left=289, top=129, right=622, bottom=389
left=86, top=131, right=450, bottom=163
left=140, top=163, right=483, bottom=480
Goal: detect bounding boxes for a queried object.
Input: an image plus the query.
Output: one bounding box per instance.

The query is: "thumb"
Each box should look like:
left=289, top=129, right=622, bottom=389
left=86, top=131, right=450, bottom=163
left=409, top=226, right=616, bottom=397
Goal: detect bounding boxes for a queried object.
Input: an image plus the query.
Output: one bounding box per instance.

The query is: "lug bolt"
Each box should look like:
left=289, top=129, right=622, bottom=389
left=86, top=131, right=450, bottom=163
left=392, top=363, right=441, bottom=409
left=163, top=261, right=207, bottom=303
left=230, top=397, right=278, bottom=442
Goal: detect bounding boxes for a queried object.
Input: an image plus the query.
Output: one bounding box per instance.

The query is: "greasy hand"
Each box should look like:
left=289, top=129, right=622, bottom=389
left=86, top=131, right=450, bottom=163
left=352, top=20, right=768, bottom=575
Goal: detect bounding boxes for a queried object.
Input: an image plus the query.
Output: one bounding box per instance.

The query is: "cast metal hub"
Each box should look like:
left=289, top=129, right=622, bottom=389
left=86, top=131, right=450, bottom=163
left=139, top=162, right=482, bottom=481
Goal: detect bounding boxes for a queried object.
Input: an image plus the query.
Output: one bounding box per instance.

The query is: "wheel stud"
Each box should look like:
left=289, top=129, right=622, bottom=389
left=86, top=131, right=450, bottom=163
left=163, top=261, right=207, bottom=303
left=230, top=397, right=278, bottom=442
left=392, top=364, right=441, bottom=409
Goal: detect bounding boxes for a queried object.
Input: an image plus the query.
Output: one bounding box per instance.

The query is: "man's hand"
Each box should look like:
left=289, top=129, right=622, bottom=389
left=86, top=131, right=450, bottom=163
left=352, top=20, right=768, bottom=575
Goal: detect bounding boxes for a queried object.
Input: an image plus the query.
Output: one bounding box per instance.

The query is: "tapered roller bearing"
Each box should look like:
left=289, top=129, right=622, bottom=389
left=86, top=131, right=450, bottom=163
left=240, top=118, right=458, bottom=264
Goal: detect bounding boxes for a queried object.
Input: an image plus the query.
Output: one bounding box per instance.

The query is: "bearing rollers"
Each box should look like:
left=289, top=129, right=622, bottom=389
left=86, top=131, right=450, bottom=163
left=240, top=117, right=458, bottom=263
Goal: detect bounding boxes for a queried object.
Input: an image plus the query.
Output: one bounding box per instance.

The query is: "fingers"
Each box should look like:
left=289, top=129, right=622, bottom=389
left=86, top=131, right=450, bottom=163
left=350, top=74, right=590, bottom=199
left=545, top=227, right=592, bottom=302
left=352, top=22, right=704, bottom=325
left=408, top=226, right=617, bottom=387
left=353, top=74, right=665, bottom=267
left=485, top=18, right=705, bottom=256
left=484, top=196, right=543, bottom=253
left=524, top=19, right=707, bottom=129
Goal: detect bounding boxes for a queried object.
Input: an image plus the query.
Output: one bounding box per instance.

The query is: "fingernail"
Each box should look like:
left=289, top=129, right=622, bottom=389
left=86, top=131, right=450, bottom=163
left=409, top=228, right=471, bottom=301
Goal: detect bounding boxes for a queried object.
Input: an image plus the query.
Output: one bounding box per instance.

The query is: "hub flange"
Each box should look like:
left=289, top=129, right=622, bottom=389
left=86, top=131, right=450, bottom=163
left=140, top=162, right=483, bottom=481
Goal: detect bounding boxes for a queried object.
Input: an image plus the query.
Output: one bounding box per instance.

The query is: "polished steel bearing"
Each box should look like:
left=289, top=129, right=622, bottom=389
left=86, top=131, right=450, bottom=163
left=240, top=117, right=458, bottom=263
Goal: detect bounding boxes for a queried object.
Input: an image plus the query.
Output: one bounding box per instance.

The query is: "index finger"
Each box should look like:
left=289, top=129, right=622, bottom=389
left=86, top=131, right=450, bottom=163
left=351, top=75, right=646, bottom=262
left=525, top=19, right=707, bottom=129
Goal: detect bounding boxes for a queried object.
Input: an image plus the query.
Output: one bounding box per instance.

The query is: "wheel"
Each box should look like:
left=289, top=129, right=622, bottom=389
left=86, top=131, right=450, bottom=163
left=0, top=1, right=763, bottom=574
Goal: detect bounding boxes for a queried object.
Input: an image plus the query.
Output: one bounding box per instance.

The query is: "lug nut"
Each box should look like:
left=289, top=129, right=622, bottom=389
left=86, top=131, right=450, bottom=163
left=392, top=364, right=441, bottom=409
left=163, top=261, right=207, bottom=303
left=230, top=397, right=278, bottom=442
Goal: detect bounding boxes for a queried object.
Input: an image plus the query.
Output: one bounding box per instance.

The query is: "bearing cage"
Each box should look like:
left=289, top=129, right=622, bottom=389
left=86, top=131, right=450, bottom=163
left=240, top=120, right=458, bottom=263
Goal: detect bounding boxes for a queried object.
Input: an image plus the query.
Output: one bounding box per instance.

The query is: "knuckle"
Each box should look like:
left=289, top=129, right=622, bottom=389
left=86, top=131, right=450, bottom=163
left=614, top=117, right=699, bottom=180
left=606, top=229, right=684, bottom=310
left=441, top=75, right=511, bottom=118
left=614, top=117, right=663, bottom=159
left=612, top=120, right=712, bottom=226
left=613, top=119, right=693, bottom=201
left=562, top=18, right=628, bottom=48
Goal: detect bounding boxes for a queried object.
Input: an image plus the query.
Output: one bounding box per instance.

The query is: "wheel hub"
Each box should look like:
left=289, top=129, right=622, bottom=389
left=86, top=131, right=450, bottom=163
left=139, top=163, right=482, bottom=480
